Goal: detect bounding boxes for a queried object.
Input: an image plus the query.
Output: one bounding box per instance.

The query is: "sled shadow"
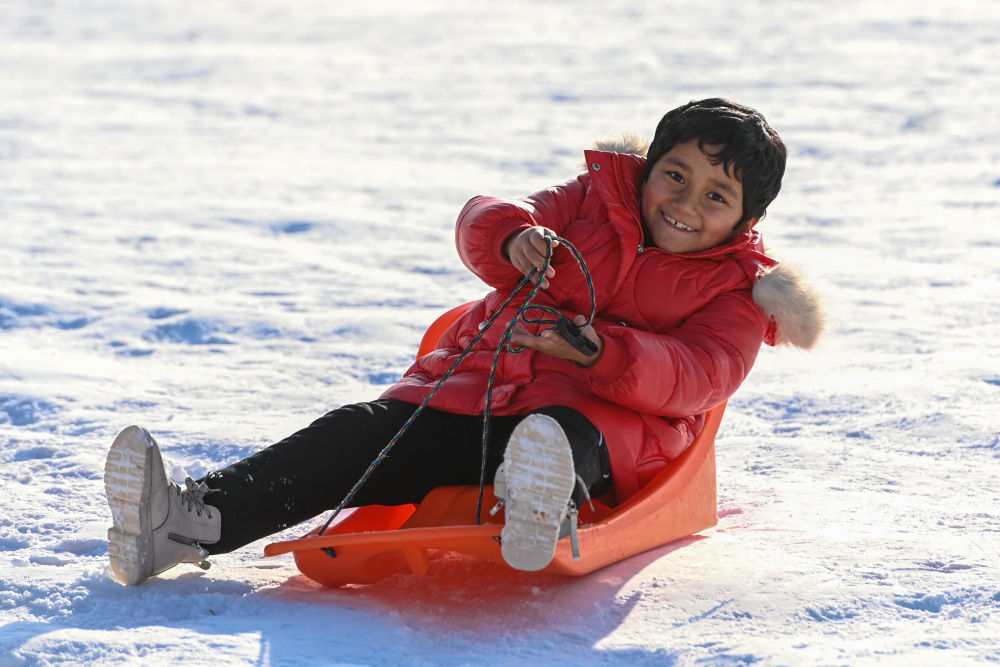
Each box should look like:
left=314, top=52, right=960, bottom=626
left=1, top=536, right=702, bottom=666
left=261, top=534, right=707, bottom=635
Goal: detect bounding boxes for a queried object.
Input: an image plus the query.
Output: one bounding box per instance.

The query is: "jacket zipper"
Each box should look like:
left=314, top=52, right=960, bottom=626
left=605, top=152, right=649, bottom=257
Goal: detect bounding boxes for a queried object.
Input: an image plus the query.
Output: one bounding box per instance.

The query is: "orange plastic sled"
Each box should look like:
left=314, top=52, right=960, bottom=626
left=264, top=303, right=723, bottom=587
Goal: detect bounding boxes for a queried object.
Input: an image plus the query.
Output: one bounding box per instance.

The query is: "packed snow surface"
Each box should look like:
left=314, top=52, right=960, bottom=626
left=2, top=1, right=999, bottom=664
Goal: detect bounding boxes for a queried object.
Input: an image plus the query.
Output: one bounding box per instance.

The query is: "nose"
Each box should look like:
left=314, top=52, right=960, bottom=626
left=672, top=187, right=697, bottom=216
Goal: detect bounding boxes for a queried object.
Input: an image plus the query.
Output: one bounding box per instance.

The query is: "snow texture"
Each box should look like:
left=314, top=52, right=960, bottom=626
left=2, top=0, right=999, bottom=664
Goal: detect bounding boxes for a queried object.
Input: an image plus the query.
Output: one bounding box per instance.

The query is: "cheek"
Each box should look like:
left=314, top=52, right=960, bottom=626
left=641, top=181, right=666, bottom=207
left=639, top=185, right=654, bottom=213
left=707, top=213, right=741, bottom=237
left=639, top=182, right=652, bottom=202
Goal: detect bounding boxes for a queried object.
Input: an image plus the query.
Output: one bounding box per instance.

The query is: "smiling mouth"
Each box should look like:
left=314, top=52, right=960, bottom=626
left=664, top=214, right=697, bottom=232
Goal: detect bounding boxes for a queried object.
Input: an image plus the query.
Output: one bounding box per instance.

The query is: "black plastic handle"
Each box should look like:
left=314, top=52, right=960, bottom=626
left=555, top=316, right=599, bottom=357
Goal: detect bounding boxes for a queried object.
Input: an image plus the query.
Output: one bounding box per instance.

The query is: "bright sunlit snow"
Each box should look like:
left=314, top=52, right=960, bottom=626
left=2, top=1, right=999, bottom=665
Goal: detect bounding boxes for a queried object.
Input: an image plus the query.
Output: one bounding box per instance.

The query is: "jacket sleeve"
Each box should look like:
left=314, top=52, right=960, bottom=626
left=585, top=291, right=768, bottom=417
left=455, top=174, right=588, bottom=289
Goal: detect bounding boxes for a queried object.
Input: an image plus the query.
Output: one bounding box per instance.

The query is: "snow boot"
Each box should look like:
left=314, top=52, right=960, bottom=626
left=493, top=413, right=579, bottom=571
left=104, top=425, right=221, bottom=585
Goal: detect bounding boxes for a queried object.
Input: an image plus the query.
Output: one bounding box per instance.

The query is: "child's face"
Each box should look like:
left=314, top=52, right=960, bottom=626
left=640, top=140, right=757, bottom=254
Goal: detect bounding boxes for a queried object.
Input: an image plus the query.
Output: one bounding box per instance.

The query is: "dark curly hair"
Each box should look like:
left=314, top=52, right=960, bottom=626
left=644, top=98, right=786, bottom=230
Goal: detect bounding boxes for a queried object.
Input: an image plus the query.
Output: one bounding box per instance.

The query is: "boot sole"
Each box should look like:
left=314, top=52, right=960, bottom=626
left=104, top=425, right=155, bottom=585
left=500, top=414, right=575, bottom=572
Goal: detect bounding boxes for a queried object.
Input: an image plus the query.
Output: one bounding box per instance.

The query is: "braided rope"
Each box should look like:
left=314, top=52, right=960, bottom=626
left=474, top=237, right=595, bottom=522
left=317, top=236, right=595, bottom=537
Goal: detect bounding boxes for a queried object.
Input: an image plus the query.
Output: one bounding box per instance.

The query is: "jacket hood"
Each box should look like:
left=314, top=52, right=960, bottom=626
left=591, top=135, right=827, bottom=350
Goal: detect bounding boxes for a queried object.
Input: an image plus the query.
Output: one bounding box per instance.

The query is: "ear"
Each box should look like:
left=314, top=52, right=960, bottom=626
left=732, top=216, right=761, bottom=236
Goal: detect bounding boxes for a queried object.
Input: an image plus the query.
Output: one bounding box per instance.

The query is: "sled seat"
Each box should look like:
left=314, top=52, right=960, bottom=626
left=264, top=302, right=722, bottom=586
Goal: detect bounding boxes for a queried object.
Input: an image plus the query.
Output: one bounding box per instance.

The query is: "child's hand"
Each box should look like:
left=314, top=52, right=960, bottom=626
left=509, top=315, right=603, bottom=367
left=503, top=226, right=558, bottom=289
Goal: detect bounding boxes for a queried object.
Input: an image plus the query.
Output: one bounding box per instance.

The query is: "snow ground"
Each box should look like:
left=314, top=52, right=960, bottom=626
left=2, top=0, right=999, bottom=664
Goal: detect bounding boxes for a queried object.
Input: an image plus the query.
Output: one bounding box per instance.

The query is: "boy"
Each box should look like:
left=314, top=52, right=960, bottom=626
left=105, top=98, right=824, bottom=584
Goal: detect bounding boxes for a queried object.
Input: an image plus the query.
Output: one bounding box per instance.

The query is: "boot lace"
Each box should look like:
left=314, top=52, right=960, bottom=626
left=168, top=477, right=219, bottom=570
left=172, top=477, right=218, bottom=519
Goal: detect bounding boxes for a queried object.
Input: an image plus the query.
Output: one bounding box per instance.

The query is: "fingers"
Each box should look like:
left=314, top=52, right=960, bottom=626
left=529, top=229, right=559, bottom=253
left=508, top=323, right=579, bottom=361
left=508, top=327, right=553, bottom=354
left=508, top=227, right=558, bottom=288
left=506, top=312, right=602, bottom=367
left=525, top=229, right=557, bottom=287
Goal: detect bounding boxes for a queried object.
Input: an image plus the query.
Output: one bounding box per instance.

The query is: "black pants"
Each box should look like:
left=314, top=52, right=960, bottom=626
left=201, top=399, right=611, bottom=554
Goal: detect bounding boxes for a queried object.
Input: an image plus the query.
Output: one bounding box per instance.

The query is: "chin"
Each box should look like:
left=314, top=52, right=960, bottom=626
left=657, top=233, right=699, bottom=254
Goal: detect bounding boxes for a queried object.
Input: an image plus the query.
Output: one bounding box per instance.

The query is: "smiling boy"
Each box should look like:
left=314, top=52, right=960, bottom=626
left=105, top=98, right=825, bottom=584
left=641, top=139, right=752, bottom=254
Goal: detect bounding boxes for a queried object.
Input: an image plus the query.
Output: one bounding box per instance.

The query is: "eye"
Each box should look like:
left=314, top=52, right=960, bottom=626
left=708, top=192, right=727, bottom=204
left=665, top=170, right=684, bottom=183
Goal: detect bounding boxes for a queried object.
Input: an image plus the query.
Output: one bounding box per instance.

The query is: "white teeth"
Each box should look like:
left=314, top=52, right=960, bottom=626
left=665, top=214, right=696, bottom=232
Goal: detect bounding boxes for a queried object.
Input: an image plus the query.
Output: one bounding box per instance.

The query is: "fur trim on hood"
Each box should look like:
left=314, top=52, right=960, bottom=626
left=592, top=133, right=649, bottom=157
left=592, top=134, right=826, bottom=350
left=753, top=263, right=826, bottom=349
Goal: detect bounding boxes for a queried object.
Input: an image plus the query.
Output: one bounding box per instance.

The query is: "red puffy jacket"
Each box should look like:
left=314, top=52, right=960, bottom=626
left=382, top=149, right=779, bottom=500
